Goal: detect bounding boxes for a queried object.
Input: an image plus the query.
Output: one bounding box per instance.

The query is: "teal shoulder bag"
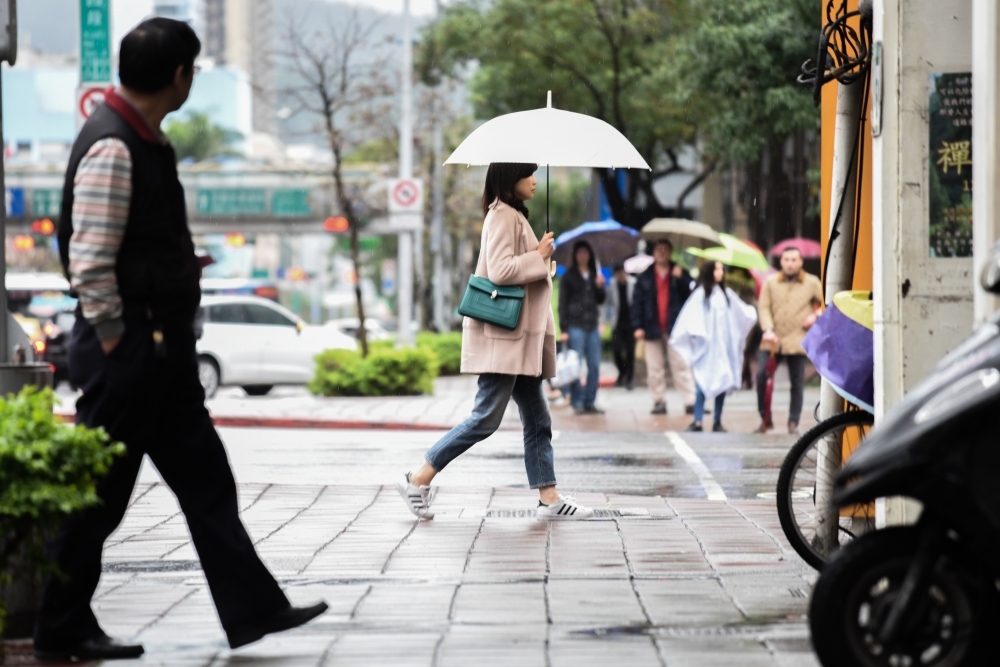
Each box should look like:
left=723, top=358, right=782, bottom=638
left=458, top=275, right=525, bottom=330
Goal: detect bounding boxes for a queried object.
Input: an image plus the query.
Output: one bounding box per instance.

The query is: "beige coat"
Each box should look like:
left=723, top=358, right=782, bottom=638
left=757, top=270, right=824, bottom=355
left=461, top=201, right=557, bottom=378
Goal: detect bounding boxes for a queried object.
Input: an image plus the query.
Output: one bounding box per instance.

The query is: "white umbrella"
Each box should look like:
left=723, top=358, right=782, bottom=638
left=445, top=92, right=650, bottom=232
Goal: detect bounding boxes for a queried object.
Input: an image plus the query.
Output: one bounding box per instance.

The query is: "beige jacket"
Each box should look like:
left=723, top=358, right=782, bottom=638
left=757, top=270, right=824, bottom=356
left=461, top=201, right=557, bottom=378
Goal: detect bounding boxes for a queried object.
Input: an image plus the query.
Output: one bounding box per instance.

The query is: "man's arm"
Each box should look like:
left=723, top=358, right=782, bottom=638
left=69, top=138, right=132, bottom=346
left=757, top=280, right=774, bottom=332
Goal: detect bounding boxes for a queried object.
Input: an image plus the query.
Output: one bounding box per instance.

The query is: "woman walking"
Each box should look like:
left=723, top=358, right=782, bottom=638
left=397, top=163, right=594, bottom=521
left=669, top=261, right=757, bottom=432
left=558, top=241, right=606, bottom=414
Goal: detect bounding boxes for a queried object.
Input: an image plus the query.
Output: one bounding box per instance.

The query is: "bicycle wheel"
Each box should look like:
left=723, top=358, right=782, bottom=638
left=776, top=409, right=875, bottom=570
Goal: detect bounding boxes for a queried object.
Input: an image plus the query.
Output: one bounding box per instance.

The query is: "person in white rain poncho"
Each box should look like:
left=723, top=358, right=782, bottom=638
left=669, top=261, right=758, bottom=432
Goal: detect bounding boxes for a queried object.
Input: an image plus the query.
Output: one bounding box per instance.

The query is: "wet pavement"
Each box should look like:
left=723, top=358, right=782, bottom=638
left=6, top=414, right=823, bottom=666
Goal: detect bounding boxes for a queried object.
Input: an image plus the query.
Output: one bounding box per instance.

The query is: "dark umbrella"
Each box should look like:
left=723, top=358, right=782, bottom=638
left=552, top=220, right=639, bottom=267
left=762, top=346, right=778, bottom=430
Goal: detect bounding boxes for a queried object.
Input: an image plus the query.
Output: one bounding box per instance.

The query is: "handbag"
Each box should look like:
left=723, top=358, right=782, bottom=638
left=551, top=348, right=581, bottom=388
left=457, top=275, right=525, bottom=330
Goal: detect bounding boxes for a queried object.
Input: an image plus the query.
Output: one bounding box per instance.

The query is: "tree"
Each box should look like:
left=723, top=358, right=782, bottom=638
left=668, top=0, right=820, bottom=245
left=280, top=11, right=395, bottom=356
left=164, top=111, right=242, bottom=162
left=417, top=0, right=698, bottom=229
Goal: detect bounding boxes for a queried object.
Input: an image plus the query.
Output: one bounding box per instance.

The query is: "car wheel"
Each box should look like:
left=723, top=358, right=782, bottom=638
left=242, top=385, right=273, bottom=396
left=198, top=356, right=221, bottom=398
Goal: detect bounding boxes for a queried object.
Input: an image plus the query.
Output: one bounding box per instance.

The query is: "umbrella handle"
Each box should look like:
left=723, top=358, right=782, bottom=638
left=546, top=164, right=550, bottom=235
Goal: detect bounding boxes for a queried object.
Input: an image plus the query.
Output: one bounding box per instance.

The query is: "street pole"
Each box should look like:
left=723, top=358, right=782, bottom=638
left=431, top=101, right=447, bottom=332
left=814, top=76, right=865, bottom=554
left=0, top=0, right=16, bottom=364
left=397, top=0, right=414, bottom=346
left=973, top=0, right=1000, bottom=327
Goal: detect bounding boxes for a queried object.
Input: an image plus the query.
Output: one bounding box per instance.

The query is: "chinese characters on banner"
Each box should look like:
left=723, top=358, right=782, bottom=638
left=928, top=73, right=972, bottom=258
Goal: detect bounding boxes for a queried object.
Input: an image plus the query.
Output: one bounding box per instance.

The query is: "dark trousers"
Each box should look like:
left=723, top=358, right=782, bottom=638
left=35, top=316, right=288, bottom=647
left=612, top=326, right=634, bottom=385
left=755, top=351, right=807, bottom=425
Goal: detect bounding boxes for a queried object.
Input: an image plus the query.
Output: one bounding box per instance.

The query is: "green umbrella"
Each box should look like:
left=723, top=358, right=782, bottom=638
left=687, top=234, right=771, bottom=271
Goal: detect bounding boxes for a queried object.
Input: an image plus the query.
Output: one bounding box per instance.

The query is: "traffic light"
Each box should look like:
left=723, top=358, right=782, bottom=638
left=30, top=218, right=55, bottom=235
left=13, top=235, right=34, bottom=251
left=323, top=216, right=349, bottom=233
left=286, top=267, right=307, bottom=281
left=224, top=233, right=247, bottom=247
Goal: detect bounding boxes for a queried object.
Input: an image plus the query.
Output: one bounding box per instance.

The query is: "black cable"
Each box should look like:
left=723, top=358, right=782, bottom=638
left=850, top=67, right=871, bottom=283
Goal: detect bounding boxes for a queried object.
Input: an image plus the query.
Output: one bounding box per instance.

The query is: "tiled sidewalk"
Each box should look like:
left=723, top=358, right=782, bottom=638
left=7, top=481, right=819, bottom=666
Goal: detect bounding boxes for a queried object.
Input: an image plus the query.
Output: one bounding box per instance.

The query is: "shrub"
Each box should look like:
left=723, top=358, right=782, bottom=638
left=309, top=346, right=439, bottom=396
left=0, top=387, right=125, bottom=636
left=416, top=332, right=463, bottom=376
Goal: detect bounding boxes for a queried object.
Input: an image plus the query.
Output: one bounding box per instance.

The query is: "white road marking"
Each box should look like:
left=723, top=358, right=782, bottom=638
left=666, top=431, right=728, bottom=501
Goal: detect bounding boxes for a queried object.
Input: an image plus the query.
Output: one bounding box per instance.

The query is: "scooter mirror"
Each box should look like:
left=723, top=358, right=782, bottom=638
left=981, top=242, right=1000, bottom=294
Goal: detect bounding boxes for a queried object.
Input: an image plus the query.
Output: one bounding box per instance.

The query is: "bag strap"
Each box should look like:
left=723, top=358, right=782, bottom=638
left=477, top=206, right=525, bottom=278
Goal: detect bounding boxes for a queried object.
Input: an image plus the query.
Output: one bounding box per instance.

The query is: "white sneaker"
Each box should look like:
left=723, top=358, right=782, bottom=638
left=536, top=495, right=595, bottom=521
left=396, top=473, right=434, bottom=520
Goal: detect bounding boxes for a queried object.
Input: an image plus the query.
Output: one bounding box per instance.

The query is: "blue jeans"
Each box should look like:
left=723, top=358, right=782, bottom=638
left=694, top=385, right=725, bottom=426
left=568, top=326, right=602, bottom=409
left=425, top=373, right=556, bottom=489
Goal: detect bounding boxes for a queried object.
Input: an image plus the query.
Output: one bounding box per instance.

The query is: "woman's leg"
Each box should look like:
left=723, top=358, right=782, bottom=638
left=583, top=328, right=602, bottom=409
left=692, top=385, right=706, bottom=426
left=410, top=374, right=516, bottom=486
left=510, top=375, right=557, bottom=502
left=713, top=393, right=726, bottom=427
left=567, top=327, right=586, bottom=409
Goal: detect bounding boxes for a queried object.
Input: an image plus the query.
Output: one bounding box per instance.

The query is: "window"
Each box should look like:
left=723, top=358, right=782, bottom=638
left=244, top=304, right=296, bottom=327
left=207, top=304, right=250, bottom=324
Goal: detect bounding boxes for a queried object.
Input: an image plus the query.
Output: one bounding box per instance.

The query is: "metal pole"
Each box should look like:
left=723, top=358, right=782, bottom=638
left=431, top=109, right=447, bottom=332
left=397, top=0, right=414, bottom=346
left=814, top=77, right=865, bottom=554
left=973, top=0, right=1000, bottom=326
left=0, top=71, right=7, bottom=363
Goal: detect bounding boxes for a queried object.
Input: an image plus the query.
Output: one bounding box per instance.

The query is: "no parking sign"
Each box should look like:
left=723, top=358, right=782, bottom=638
left=387, top=178, right=423, bottom=214
left=76, top=86, right=108, bottom=128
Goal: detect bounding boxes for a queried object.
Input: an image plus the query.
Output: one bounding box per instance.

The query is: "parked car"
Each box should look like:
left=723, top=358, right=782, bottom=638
left=324, top=317, right=393, bottom=341
left=196, top=295, right=357, bottom=398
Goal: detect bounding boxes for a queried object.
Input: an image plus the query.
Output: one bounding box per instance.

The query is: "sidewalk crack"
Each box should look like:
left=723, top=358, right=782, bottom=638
left=253, top=485, right=327, bottom=547
left=380, top=520, right=419, bottom=575
left=725, top=500, right=790, bottom=556
left=298, top=486, right=383, bottom=575
left=543, top=521, right=552, bottom=667
left=132, top=586, right=198, bottom=639
left=613, top=516, right=668, bottom=667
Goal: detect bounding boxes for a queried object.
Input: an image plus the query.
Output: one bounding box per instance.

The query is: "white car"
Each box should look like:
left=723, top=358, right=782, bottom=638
left=196, top=295, right=357, bottom=397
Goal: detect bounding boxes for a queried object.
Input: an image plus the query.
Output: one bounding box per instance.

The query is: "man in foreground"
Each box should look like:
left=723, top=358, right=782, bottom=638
left=37, top=19, right=326, bottom=659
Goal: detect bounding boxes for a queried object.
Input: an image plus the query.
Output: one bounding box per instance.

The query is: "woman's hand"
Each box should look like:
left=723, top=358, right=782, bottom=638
left=537, top=232, right=555, bottom=260
left=560, top=332, right=569, bottom=343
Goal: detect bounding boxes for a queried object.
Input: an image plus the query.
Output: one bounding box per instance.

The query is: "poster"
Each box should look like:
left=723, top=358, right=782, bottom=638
left=928, top=72, right=972, bottom=258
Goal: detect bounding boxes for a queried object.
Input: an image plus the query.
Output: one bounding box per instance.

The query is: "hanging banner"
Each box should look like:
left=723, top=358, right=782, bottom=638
left=928, top=72, right=972, bottom=258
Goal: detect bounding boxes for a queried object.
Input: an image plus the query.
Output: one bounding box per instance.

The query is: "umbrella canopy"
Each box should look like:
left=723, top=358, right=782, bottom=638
left=771, top=237, right=823, bottom=259
left=624, top=254, right=655, bottom=274
left=688, top=241, right=771, bottom=272
left=640, top=218, right=721, bottom=250
left=445, top=93, right=650, bottom=170
left=552, top=221, right=639, bottom=267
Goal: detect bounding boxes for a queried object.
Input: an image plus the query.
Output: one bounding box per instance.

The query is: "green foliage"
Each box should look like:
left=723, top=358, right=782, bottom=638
left=344, top=137, right=398, bottom=164
left=309, top=347, right=439, bottom=397
left=417, top=332, right=463, bottom=376
left=164, top=110, right=243, bottom=162
left=667, top=0, right=818, bottom=164
left=531, top=171, right=592, bottom=239
left=0, top=387, right=125, bottom=634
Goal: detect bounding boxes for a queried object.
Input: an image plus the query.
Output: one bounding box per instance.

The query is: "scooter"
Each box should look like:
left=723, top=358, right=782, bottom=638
left=809, top=243, right=1000, bottom=667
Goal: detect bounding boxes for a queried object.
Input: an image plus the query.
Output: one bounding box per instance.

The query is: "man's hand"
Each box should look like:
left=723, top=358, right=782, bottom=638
left=560, top=332, right=570, bottom=343
left=537, top=232, right=555, bottom=260
left=634, top=329, right=645, bottom=340
left=595, top=272, right=606, bottom=288
left=100, top=334, right=122, bottom=355
left=598, top=323, right=606, bottom=337
left=671, top=265, right=683, bottom=278
left=803, top=313, right=818, bottom=329
left=761, top=330, right=778, bottom=346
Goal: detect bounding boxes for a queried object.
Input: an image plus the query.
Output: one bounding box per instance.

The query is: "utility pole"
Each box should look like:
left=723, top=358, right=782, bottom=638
left=431, top=97, right=448, bottom=332
left=396, top=0, right=415, bottom=346
left=0, top=0, right=16, bottom=364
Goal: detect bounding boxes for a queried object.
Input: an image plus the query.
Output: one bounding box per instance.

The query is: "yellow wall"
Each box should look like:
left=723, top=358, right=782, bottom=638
left=820, top=0, right=873, bottom=292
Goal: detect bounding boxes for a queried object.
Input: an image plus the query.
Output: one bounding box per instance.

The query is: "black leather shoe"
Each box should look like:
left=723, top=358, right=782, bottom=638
left=228, top=601, right=329, bottom=649
left=35, top=634, right=144, bottom=661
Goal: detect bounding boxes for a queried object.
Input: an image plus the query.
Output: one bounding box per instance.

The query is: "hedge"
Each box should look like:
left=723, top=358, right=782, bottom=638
left=416, top=332, right=463, bottom=376
left=309, top=346, right=439, bottom=396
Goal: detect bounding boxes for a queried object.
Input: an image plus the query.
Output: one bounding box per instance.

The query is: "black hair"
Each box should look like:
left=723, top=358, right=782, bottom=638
left=654, top=238, right=673, bottom=251
left=119, top=18, right=201, bottom=94
left=572, top=240, right=598, bottom=276
left=613, top=263, right=625, bottom=273
left=781, top=246, right=804, bottom=259
left=699, top=260, right=730, bottom=305
left=482, top=163, right=537, bottom=218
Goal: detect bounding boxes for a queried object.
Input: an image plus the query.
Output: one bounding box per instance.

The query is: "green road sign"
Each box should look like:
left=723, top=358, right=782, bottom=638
left=32, top=189, right=63, bottom=218
left=271, top=189, right=311, bottom=217
left=196, top=188, right=267, bottom=216
left=80, top=0, right=111, bottom=84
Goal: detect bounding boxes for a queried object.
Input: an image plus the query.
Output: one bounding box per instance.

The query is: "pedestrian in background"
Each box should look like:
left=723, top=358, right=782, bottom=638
left=608, top=264, right=636, bottom=390
left=558, top=240, right=607, bottom=414
left=398, top=163, right=594, bottom=522
left=631, top=239, right=696, bottom=415
left=670, top=261, right=758, bottom=432
left=756, top=247, right=824, bottom=434
left=39, top=19, right=326, bottom=660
